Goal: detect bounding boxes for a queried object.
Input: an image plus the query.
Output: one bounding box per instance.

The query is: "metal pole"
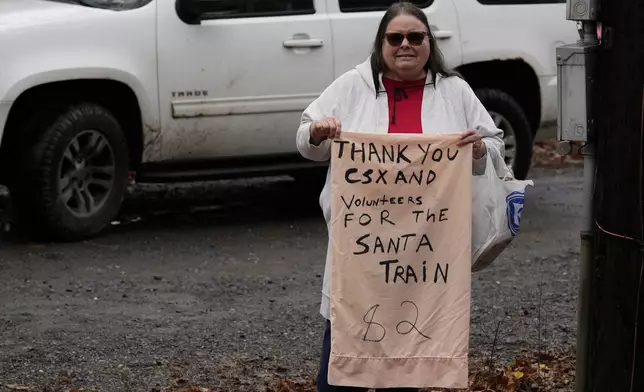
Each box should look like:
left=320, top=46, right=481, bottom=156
left=575, top=20, right=598, bottom=392
left=576, top=146, right=594, bottom=392
left=559, top=2, right=600, bottom=389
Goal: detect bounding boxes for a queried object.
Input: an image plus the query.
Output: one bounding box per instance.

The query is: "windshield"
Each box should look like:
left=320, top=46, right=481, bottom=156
left=49, top=0, right=152, bottom=10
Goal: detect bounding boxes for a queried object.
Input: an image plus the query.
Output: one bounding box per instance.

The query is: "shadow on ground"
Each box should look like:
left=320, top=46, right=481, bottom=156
left=0, top=176, right=325, bottom=243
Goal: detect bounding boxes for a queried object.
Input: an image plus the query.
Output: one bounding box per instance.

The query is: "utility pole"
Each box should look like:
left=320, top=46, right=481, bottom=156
left=556, top=1, right=599, bottom=389
left=558, top=1, right=644, bottom=391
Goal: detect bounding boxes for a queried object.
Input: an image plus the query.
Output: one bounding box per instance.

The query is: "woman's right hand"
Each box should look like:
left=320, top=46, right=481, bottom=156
left=309, top=117, right=342, bottom=146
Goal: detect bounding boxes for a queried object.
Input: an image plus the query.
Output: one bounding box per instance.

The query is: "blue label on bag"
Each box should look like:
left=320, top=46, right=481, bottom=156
left=506, top=191, right=525, bottom=236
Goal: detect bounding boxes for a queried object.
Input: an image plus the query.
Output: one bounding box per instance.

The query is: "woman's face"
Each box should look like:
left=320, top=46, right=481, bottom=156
left=382, top=14, right=430, bottom=80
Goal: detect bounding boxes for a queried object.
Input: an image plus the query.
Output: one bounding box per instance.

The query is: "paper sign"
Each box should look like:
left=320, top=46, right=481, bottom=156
left=328, top=131, right=472, bottom=389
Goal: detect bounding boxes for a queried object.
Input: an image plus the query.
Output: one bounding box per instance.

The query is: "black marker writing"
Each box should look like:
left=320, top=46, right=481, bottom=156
left=418, top=144, right=460, bottom=164
left=435, top=263, right=449, bottom=284
left=394, top=170, right=436, bottom=186
left=354, top=233, right=433, bottom=255
left=418, top=143, right=431, bottom=165
left=361, top=301, right=432, bottom=342
left=379, top=260, right=449, bottom=284
left=340, top=194, right=423, bottom=210
left=412, top=208, right=449, bottom=223
left=380, top=210, right=395, bottom=226
left=396, top=301, right=431, bottom=340
left=362, top=304, right=386, bottom=342
left=343, top=212, right=373, bottom=228
left=343, top=210, right=396, bottom=228
left=344, top=168, right=389, bottom=185
left=334, top=140, right=351, bottom=160
left=334, top=141, right=410, bottom=164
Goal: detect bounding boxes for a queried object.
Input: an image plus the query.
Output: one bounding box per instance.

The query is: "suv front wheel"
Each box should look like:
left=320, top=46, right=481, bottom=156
left=10, top=103, right=130, bottom=241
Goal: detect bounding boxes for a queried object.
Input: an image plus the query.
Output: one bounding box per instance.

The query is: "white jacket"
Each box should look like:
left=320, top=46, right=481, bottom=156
left=296, top=57, right=505, bottom=320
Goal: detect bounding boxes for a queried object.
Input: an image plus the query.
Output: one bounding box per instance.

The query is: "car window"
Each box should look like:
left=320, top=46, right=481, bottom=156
left=48, top=0, right=153, bottom=10
left=195, top=0, right=315, bottom=18
left=476, top=0, right=566, bottom=4
left=339, top=0, right=432, bottom=13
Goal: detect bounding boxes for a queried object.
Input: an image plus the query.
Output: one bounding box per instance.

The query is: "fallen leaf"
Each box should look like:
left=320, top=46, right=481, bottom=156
left=5, top=385, right=31, bottom=391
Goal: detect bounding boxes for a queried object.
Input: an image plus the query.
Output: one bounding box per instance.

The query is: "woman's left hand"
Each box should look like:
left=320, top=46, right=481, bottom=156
left=457, top=129, right=486, bottom=160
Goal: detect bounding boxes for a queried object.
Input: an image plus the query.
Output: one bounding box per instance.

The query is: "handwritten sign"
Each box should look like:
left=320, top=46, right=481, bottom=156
left=328, top=132, right=472, bottom=389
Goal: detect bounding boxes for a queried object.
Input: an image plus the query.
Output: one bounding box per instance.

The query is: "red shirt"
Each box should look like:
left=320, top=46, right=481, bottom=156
left=382, top=77, right=426, bottom=134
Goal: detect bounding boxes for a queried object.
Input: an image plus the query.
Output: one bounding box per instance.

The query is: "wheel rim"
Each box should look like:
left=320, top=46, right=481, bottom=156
left=58, top=130, right=115, bottom=218
left=489, top=110, right=516, bottom=167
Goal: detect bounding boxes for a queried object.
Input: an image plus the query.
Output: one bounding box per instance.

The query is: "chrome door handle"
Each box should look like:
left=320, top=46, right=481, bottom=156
left=283, top=38, right=324, bottom=48
left=430, top=26, right=453, bottom=40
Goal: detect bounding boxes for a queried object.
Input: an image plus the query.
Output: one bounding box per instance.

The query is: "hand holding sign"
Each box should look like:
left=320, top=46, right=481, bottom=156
left=310, top=117, right=342, bottom=146
left=457, top=129, right=486, bottom=159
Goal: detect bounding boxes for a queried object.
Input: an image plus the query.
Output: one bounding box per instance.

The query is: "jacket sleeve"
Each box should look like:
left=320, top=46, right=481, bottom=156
left=458, top=78, right=506, bottom=176
left=296, top=72, right=353, bottom=162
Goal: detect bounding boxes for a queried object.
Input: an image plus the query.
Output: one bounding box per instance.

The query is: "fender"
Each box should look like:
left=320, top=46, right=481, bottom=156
left=461, top=49, right=544, bottom=77
left=2, top=66, right=159, bottom=133
left=0, top=0, right=159, bottom=145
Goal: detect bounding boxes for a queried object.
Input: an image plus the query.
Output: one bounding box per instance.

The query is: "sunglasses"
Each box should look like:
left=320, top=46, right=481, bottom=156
left=384, top=31, right=428, bottom=46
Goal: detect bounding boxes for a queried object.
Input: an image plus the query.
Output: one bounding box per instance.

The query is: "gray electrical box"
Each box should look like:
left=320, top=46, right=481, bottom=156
left=556, top=42, right=599, bottom=142
left=566, top=0, right=599, bottom=21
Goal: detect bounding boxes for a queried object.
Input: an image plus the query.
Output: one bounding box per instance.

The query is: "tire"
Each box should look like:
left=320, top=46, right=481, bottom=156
left=474, top=88, right=533, bottom=180
left=10, top=103, right=130, bottom=241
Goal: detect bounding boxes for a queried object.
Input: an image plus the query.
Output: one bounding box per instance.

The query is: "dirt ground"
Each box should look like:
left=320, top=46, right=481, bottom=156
left=0, top=162, right=583, bottom=392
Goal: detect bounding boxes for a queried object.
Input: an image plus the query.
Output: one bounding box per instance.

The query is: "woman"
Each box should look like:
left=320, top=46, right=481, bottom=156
left=295, top=2, right=505, bottom=391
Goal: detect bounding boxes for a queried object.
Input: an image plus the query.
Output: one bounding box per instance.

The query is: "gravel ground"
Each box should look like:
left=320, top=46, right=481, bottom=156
left=0, top=165, right=583, bottom=392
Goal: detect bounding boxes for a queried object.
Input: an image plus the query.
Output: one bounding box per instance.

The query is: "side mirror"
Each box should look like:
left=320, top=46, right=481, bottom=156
left=175, top=0, right=240, bottom=25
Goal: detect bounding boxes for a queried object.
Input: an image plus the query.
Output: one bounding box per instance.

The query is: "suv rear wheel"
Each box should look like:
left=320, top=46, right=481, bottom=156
left=475, top=88, right=533, bottom=180
left=10, top=103, right=129, bottom=241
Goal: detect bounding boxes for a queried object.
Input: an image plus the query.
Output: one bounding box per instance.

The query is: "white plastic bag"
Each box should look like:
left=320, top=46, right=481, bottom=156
left=471, top=154, right=534, bottom=272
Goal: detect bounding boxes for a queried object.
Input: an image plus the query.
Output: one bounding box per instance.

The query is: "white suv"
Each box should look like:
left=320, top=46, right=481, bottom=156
left=0, top=0, right=577, bottom=240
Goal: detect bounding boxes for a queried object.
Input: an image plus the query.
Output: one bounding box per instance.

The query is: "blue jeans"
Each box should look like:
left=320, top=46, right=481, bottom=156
left=317, top=319, right=420, bottom=392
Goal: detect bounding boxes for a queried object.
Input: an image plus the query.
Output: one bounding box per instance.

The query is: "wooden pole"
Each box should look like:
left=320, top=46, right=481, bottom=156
left=587, top=0, right=644, bottom=390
